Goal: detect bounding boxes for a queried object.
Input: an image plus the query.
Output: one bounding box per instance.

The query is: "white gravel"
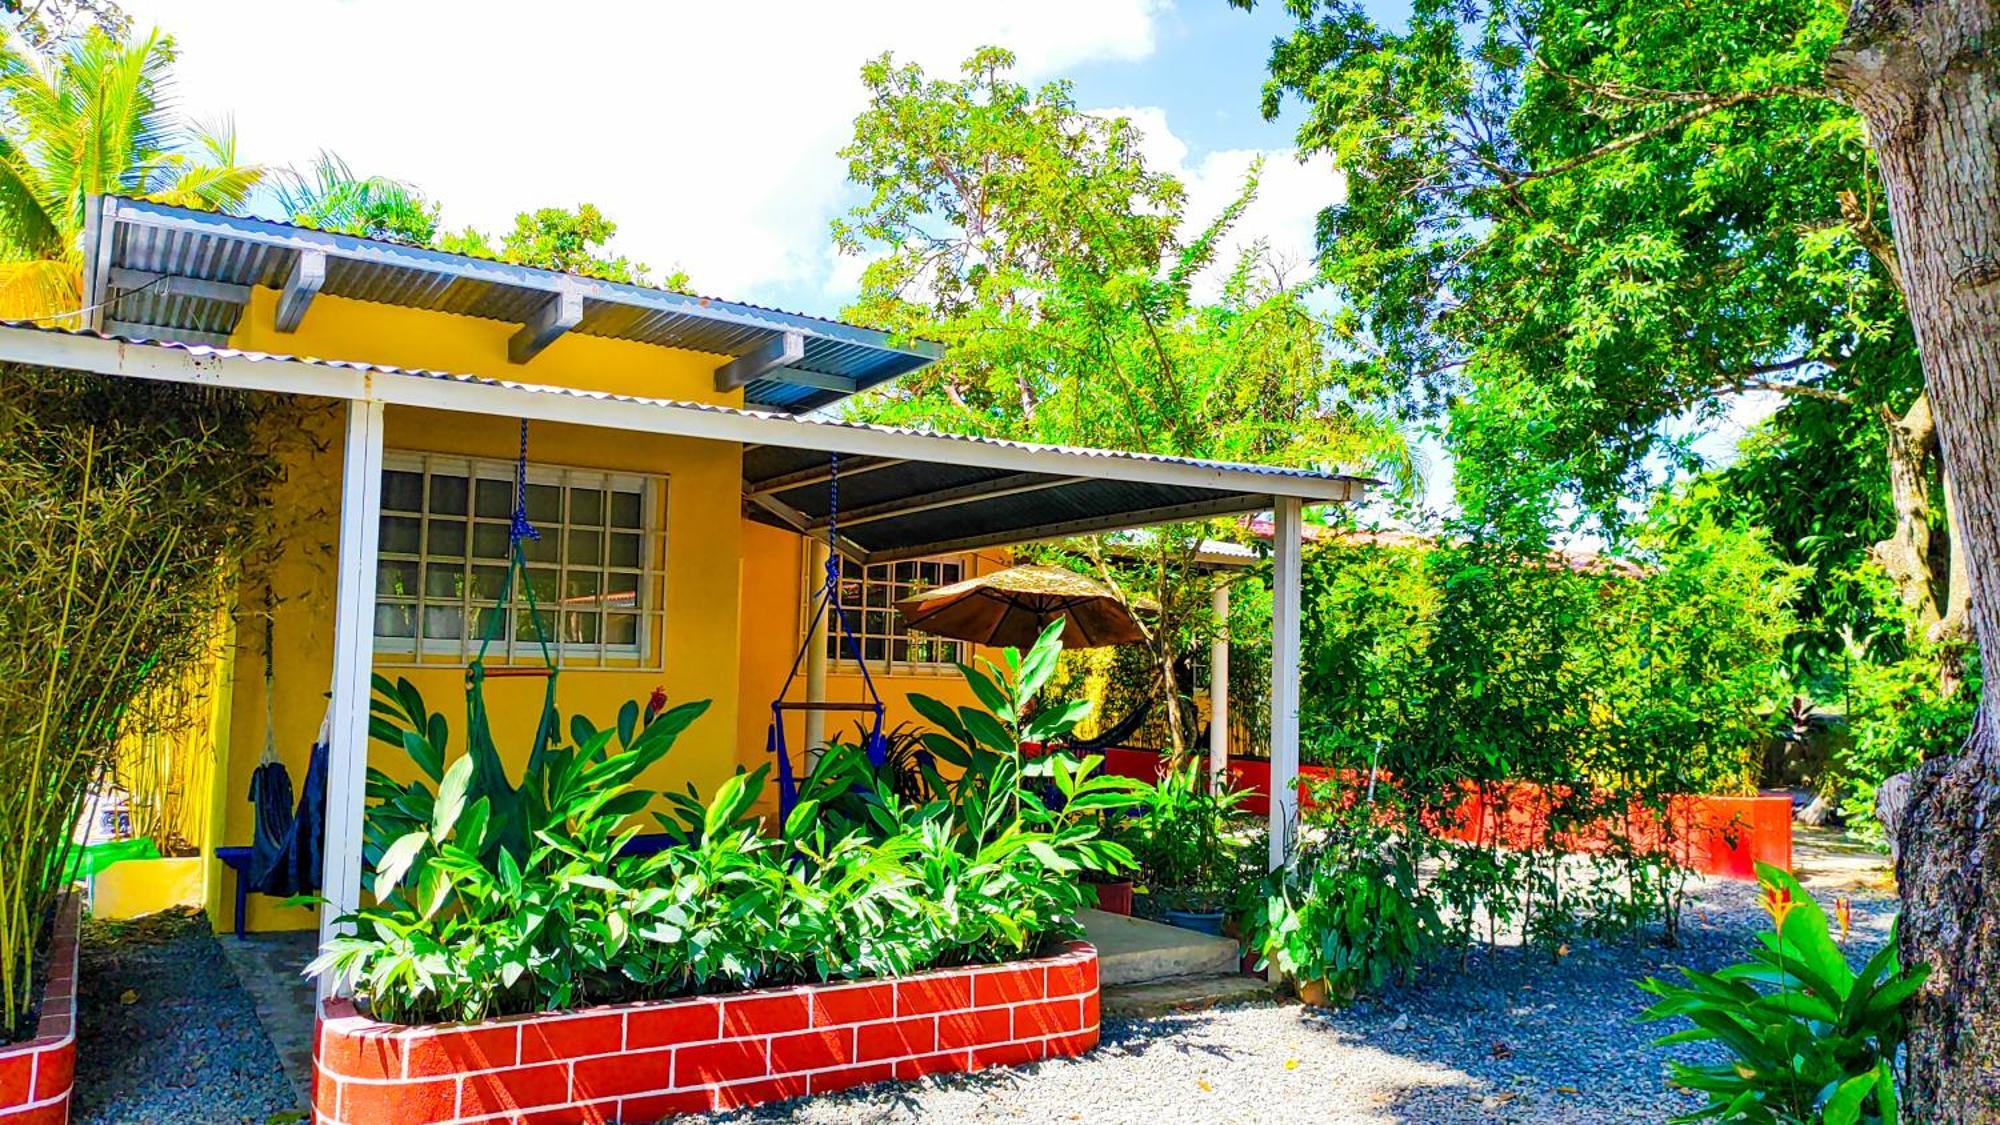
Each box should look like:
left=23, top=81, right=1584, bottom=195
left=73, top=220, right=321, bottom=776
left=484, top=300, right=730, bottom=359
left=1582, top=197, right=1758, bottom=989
left=698, top=867, right=1898, bottom=1125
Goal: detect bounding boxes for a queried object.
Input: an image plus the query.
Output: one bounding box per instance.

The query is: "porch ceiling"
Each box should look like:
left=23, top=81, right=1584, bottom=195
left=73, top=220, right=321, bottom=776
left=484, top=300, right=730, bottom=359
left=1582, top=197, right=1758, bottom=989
left=0, top=323, right=1373, bottom=562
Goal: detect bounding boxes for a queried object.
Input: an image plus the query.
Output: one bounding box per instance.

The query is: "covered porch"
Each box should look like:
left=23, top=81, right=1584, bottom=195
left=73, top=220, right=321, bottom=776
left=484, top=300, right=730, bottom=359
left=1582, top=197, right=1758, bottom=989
left=0, top=322, right=1363, bottom=978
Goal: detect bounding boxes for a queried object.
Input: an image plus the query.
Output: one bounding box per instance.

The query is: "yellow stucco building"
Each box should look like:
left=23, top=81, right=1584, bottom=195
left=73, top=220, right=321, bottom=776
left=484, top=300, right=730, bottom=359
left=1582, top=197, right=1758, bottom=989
left=41, top=195, right=1362, bottom=939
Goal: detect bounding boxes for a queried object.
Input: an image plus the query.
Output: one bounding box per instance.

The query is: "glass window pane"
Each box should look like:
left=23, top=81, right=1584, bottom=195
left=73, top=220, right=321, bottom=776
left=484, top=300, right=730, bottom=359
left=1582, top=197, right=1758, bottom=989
left=424, top=564, right=465, bottom=600
left=609, top=490, right=641, bottom=528
left=523, top=531, right=559, bottom=563
left=569, top=489, right=604, bottom=526
left=524, top=568, right=558, bottom=602
left=525, top=483, right=560, bottom=524
left=473, top=606, right=507, bottom=639
left=863, top=637, right=885, bottom=663
left=427, top=519, right=466, bottom=558
left=515, top=607, right=554, bottom=641
left=893, top=562, right=917, bottom=583
left=891, top=638, right=909, bottom=663
left=471, top=565, right=509, bottom=602
left=567, top=528, right=602, bottom=566
left=376, top=560, right=419, bottom=597
left=382, top=470, right=423, bottom=512
left=564, top=612, right=601, bottom=645
left=604, top=571, right=639, bottom=607
left=424, top=607, right=466, bottom=640
left=605, top=614, right=639, bottom=647
left=472, top=523, right=510, bottom=559
left=430, top=474, right=469, bottom=516
left=608, top=533, right=641, bottom=568
left=374, top=604, right=416, bottom=638
left=563, top=571, right=602, bottom=605
left=379, top=516, right=421, bottom=554
left=475, top=478, right=513, bottom=519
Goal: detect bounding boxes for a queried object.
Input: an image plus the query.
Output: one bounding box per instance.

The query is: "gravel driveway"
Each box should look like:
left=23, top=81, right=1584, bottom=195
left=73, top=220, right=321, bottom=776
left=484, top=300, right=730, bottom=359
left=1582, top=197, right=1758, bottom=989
left=701, top=852, right=1898, bottom=1125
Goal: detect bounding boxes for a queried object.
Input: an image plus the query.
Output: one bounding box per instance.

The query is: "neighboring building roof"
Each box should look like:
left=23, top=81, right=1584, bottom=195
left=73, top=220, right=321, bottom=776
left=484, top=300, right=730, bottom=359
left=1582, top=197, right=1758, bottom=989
left=80, top=195, right=940, bottom=414
left=0, top=322, right=1373, bottom=564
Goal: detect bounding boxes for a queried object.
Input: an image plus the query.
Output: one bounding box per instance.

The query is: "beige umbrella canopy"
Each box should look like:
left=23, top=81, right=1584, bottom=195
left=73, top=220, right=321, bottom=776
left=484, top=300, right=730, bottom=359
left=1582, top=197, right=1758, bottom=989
left=894, top=564, right=1147, bottom=650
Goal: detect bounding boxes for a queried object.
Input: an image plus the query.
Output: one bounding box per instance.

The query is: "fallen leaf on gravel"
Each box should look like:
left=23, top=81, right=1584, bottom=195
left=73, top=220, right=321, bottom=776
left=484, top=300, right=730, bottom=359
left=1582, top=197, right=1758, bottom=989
left=1557, top=1086, right=1581, bottom=1096
left=1389, top=1013, right=1410, bottom=1031
left=119, top=988, right=139, bottom=1005
left=1284, top=1058, right=1299, bottom=1070
left=1198, top=1079, right=1213, bottom=1092
left=1490, top=1041, right=1515, bottom=1060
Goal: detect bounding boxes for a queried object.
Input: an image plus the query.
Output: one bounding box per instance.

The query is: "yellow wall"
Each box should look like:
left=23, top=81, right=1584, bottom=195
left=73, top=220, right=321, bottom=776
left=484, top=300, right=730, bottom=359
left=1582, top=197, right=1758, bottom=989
left=209, top=293, right=1003, bottom=930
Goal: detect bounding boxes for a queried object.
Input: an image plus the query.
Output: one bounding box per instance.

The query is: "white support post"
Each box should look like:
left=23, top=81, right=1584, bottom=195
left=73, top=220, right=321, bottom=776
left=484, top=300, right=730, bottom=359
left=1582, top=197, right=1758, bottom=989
left=1209, top=581, right=1231, bottom=796
left=804, top=538, right=830, bottom=767
left=1268, top=497, right=1302, bottom=874
left=318, top=398, right=385, bottom=1001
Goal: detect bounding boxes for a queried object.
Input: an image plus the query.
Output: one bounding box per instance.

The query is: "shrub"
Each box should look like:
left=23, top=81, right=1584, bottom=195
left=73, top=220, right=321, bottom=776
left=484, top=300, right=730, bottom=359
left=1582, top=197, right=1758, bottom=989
left=313, top=620, right=1144, bottom=1025
left=1639, top=864, right=1926, bottom=1124
left=1245, top=811, right=1440, bottom=1002
left=1836, top=645, right=1981, bottom=833
left=1126, top=758, right=1253, bottom=915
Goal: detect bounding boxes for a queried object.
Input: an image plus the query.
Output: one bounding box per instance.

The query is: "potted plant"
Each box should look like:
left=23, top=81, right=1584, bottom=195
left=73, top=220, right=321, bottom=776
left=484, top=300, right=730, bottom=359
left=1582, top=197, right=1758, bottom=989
left=1129, top=760, right=1251, bottom=934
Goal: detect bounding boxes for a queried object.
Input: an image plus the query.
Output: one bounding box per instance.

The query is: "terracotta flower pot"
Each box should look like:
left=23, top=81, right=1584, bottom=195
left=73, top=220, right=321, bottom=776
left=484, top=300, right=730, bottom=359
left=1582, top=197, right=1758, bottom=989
left=1297, top=977, right=1334, bottom=1008
left=1089, top=879, right=1133, bottom=915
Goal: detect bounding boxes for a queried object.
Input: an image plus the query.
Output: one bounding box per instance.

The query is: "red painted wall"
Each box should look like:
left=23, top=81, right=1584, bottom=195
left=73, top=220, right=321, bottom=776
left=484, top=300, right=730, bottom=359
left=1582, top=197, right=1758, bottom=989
left=314, top=942, right=1100, bottom=1123
left=1099, top=748, right=1791, bottom=880
left=0, top=895, right=78, bottom=1125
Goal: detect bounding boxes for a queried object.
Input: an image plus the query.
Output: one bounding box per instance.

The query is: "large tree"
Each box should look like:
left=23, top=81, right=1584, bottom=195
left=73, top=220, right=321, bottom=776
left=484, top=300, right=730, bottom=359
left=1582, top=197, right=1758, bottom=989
left=1242, top=0, right=2000, bottom=1113
left=834, top=46, right=1410, bottom=754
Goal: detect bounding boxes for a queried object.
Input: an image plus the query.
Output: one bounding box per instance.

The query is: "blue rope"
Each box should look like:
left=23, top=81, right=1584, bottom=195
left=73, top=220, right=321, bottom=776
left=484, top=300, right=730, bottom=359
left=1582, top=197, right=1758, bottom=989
left=510, top=418, right=540, bottom=543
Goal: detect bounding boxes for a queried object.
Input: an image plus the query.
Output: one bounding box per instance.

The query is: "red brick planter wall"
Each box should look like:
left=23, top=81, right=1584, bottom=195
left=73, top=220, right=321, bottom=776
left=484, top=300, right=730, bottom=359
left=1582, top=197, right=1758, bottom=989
left=0, top=895, right=79, bottom=1125
left=314, top=941, right=1099, bottom=1124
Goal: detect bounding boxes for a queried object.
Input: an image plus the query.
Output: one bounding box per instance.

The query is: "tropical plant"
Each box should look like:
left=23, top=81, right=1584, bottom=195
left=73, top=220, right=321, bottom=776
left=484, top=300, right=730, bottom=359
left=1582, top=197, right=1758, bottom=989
left=272, top=151, right=439, bottom=244
left=315, top=621, right=1143, bottom=1026
left=1639, top=864, right=1926, bottom=1124
left=1126, top=757, right=1252, bottom=915
left=1246, top=812, right=1440, bottom=1004
left=0, top=26, right=263, bottom=320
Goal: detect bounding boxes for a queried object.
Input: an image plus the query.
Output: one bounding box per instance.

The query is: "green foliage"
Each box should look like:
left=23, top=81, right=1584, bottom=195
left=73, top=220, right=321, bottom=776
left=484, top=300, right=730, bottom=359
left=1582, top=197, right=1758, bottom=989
left=275, top=151, right=440, bottom=245
left=0, top=369, right=284, bottom=1038
left=1247, top=811, right=1440, bottom=1001
left=314, top=622, right=1144, bottom=1026
left=1295, top=522, right=1799, bottom=944
left=1246, top=0, right=1903, bottom=536
left=1836, top=646, right=1981, bottom=832
left=1639, top=864, right=1926, bottom=1123
left=1125, top=759, right=1252, bottom=914
left=437, top=202, right=688, bottom=290
left=0, top=25, right=264, bottom=318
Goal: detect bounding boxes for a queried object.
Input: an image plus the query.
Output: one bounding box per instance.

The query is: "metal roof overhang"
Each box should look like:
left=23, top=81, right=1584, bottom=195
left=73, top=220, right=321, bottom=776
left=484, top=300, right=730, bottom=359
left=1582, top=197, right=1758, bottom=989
left=80, top=196, right=941, bottom=414
left=0, top=325, right=1370, bottom=563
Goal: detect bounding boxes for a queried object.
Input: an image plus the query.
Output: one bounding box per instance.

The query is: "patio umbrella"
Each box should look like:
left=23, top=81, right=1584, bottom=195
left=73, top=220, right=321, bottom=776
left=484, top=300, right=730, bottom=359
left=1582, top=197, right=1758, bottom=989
left=894, top=564, right=1147, bottom=649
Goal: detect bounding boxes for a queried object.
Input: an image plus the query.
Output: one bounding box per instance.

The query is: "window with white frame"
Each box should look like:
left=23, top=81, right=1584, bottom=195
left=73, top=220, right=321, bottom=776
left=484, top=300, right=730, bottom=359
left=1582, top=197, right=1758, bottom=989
left=374, top=453, right=665, bottom=667
left=823, top=556, right=968, bottom=671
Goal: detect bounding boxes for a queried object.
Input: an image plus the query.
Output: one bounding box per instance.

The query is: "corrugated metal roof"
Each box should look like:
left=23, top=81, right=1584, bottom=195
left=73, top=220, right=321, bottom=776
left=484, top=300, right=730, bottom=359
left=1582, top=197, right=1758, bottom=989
left=0, top=322, right=1373, bottom=563
left=86, top=196, right=941, bottom=413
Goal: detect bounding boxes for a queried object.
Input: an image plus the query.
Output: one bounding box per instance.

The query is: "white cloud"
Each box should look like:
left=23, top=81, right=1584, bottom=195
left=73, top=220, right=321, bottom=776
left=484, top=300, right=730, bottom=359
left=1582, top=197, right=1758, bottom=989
left=124, top=0, right=1166, bottom=300
left=1093, top=105, right=1342, bottom=299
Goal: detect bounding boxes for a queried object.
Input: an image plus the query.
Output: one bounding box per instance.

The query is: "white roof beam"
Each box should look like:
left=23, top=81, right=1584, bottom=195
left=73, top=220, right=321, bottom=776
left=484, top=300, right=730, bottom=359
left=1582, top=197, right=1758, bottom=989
left=808, top=472, right=1087, bottom=531
left=275, top=249, right=325, bottom=333
left=864, top=494, right=1280, bottom=564
left=716, top=330, right=804, bottom=392
left=745, top=457, right=907, bottom=498
left=509, top=285, right=584, bottom=364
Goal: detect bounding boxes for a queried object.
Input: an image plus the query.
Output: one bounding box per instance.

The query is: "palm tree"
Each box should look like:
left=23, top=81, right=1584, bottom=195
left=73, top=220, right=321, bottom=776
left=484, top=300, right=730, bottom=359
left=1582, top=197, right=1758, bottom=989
left=0, top=27, right=264, bottom=322
left=274, top=151, right=440, bottom=245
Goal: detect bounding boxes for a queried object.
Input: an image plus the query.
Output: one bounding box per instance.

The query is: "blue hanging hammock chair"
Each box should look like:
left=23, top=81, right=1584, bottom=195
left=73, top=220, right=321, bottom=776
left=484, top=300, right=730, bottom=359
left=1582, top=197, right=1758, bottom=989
left=766, top=454, right=888, bottom=820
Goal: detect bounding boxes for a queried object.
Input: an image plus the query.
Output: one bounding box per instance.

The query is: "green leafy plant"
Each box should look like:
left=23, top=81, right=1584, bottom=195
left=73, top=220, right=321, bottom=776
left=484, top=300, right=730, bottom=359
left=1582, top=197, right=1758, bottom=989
left=1126, top=758, right=1252, bottom=915
left=313, top=620, right=1145, bottom=1027
left=1639, top=864, right=1927, bottom=1123
left=1245, top=806, right=1440, bottom=1003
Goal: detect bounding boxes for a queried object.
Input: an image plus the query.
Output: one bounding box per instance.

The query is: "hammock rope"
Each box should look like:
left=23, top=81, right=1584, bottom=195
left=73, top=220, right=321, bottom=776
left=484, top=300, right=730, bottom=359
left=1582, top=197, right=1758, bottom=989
left=767, top=454, right=887, bottom=819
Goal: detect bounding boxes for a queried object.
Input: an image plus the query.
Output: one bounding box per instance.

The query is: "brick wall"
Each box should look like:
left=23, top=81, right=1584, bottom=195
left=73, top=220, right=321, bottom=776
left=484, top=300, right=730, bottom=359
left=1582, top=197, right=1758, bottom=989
left=0, top=895, right=79, bottom=1125
left=314, top=941, right=1099, bottom=1124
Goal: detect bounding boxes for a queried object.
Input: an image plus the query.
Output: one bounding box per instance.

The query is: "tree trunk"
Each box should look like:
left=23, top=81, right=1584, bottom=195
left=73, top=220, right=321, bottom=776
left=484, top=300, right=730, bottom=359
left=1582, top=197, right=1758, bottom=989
left=1827, top=3, right=2000, bottom=1117
left=1874, top=392, right=1944, bottom=633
